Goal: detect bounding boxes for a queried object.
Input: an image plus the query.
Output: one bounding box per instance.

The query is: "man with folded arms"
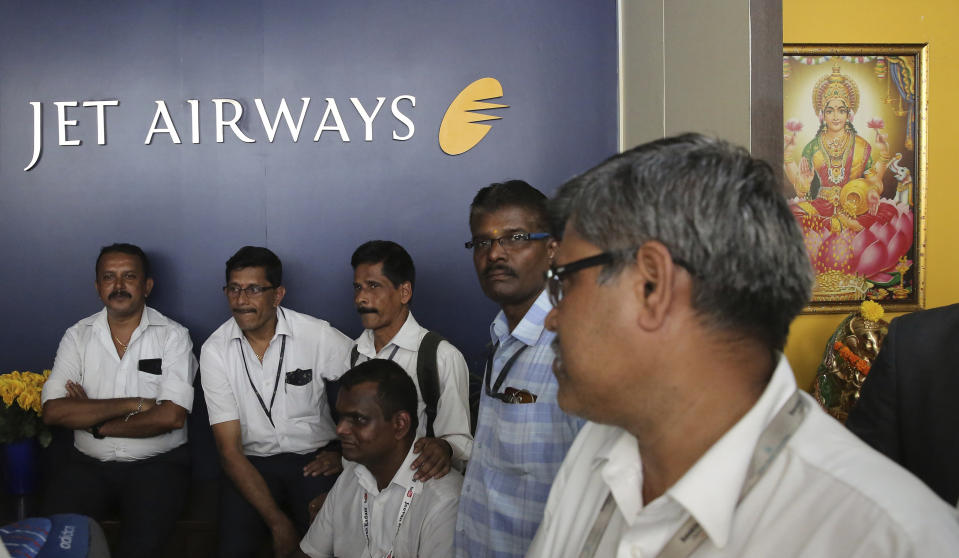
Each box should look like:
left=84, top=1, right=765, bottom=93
left=201, top=246, right=352, bottom=558
left=297, top=358, right=462, bottom=558
left=42, top=243, right=197, bottom=558
left=528, top=134, right=959, bottom=557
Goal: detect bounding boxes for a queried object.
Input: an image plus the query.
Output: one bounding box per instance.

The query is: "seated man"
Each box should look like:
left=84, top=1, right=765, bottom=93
left=349, top=240, right=472, bottom=478
left=298, top=359, right=463, bottom=558
left=200, top=246, right=352, bottom=558
left=41, top=243, right=197, bottom=558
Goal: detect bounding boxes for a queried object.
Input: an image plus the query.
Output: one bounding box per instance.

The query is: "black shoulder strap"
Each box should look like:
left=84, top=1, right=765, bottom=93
left=334, top=344, right=362, bottom=425
left=417, top=331, right=444, bottom=438
left=349, top=345, right=360, bottom=368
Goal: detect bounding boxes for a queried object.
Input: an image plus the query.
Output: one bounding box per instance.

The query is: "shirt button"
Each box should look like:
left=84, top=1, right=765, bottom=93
left=631, top=546, right=642, bottom=558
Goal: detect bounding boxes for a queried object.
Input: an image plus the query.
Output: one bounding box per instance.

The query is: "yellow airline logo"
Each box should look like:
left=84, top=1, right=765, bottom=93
left=438, top=77, right=508, bottom=155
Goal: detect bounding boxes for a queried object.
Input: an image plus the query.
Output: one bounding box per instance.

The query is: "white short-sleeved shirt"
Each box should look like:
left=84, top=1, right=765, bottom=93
left=200, top=307, right=352, bottom=457
left=351, top=312, right=473, bottom=461
left=527, top=356, right=959, bottom=558
left=300, top=445, right=463, bottom=558
left=41, top=307, right=198, bottom=462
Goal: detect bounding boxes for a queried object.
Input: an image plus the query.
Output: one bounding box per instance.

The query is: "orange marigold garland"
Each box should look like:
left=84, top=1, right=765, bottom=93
left=833, top=341, right=872, bottom=376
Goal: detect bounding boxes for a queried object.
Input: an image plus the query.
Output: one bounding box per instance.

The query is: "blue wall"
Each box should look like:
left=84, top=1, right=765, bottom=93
left=0, top=1, right=617, bottom=370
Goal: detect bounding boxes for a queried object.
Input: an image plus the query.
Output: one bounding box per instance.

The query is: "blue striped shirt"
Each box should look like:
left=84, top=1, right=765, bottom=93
left=455, top=290, right=585, bottom=558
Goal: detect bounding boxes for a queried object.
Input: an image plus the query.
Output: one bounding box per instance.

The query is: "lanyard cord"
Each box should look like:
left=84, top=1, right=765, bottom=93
left=238, top=335, right=286, bottom=428
left=385, top=344, right=399, bottom=361
left=484, top=341, right=530, bottom=396
left=362, top=481, right=419, bottom=558
left=578, top=390, right=809, bottom=558
left=356, top=344, right=401, bottom=365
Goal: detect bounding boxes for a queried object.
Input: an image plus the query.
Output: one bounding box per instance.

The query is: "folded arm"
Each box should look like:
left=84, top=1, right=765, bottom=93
left=42, top=384, right=144, bottom=429
left=43, top=379, right=187, bottom=438
left=98, top=399, right=187, bottom=438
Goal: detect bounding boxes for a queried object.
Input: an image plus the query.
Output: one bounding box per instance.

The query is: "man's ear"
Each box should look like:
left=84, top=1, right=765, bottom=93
left=273, top=285, right=287, bottom=308
left=144, top=277, right=155, bottom=298
left=633, top=241, right=675, bottom=331
left=399, top=281, right=412, bottom=305
left=392, top=410, right=413, bottom=441
left=546, top=238, right=558, bottom=262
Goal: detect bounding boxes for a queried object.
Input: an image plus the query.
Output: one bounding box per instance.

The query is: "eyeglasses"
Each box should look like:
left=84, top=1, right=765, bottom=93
left=545, top=252, right=613, bottom=307
left=545, top=251, right=699, bottom=306
left=223, top=284, right=276, bottom=298
left=465, top=232, right=550, bottom=252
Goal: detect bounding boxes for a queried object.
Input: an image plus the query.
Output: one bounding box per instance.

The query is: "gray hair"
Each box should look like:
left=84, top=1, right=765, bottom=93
left=550, top=133, right=812, bottom=350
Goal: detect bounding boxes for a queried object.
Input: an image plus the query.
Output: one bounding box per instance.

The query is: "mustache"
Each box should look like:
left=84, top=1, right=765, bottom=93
left=108, top=290, right=131, bottom=300
left=484, top=263, right=516, bottom=278
left=356, top=307, right=378, bottom=315
left=232, top=307, right=256, bottom=314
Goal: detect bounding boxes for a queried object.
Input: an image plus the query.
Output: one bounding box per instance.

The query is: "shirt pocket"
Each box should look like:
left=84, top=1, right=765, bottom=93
left=138, top=358, right=162, bottom=375
left=284, top=368, right=318, bottom=419
left=488, top=397, right=564, bottom=477
left=135, top=357, right=163, bottom=398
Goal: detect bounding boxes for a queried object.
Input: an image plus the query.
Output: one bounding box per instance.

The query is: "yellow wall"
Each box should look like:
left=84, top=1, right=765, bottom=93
left=783, top=0, right=959, bottom=388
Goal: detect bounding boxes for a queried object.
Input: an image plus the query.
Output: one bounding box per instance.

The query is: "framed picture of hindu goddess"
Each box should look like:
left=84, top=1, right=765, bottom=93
left=782, top=44, right=927, bottom=313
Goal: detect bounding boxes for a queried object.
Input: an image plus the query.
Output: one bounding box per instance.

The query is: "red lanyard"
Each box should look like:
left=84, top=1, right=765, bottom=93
left=361, top=481, right=419, bottom=558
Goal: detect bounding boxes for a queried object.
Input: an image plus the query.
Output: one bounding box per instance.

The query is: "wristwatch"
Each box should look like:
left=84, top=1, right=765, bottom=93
left=89, top=422, right=106, bottom=439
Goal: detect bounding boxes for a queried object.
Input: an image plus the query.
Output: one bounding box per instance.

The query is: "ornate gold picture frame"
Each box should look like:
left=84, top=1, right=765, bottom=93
left=783, top=44, right=927, bottom=313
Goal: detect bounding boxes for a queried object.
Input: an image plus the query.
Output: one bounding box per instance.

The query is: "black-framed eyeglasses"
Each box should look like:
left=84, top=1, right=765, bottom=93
left=545, top=251, right=698, bottom=306
left=223, top=284, right=276, bottom=298
left=545, top=252, right=613, bottom=307
left=465, top=232, right=550, bottom=252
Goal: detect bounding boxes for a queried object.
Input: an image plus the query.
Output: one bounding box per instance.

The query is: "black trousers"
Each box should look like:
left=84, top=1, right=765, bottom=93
left=42, top=444, right=190, bottom=558
left=217, top=451, right=338, bottom=558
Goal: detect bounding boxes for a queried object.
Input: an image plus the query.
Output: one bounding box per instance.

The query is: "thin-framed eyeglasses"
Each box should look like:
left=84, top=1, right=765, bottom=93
left=545, top=251, right=698, bottom=307
left=465, top=232, right=550, bottom=252
left=223, top=284, right=276, bottom=298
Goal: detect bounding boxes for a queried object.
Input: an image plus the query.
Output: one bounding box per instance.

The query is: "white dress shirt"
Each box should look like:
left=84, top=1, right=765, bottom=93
left=527, top=356, right=959, bottom=558
left=300, top=444, right=463, bottom=558
left=351, top=312, right=473, bottom=461
left=41, top=307, right=197, bottom=462
left=200, top=307, right=352, bottom=457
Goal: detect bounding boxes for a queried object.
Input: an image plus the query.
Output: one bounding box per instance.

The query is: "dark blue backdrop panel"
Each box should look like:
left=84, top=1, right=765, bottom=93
left=0, top=0, right=618, bottom=370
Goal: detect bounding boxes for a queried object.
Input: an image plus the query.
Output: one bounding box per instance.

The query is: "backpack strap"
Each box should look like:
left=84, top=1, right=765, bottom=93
left=416, top=331, right=444, bottom=438
left=324, top=378, right=340, bottom=424
left=330, top=344, right=363, bottom=424
left=349, top=345, right=360, bottom=368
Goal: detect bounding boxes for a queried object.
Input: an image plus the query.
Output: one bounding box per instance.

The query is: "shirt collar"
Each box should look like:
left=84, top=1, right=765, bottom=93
left=594, top=428, right=644, bottom=521
left=89, top=305, right=165, bottom=331
left=354, top=443, right=419, bottom=496
left=356, top=311, right=420, bottom=357
left=664, top=354, right=798, bottom=548
left=227, top=306, right=291, bottom=342
left=90, top=307, right=111, bottom=331
left=490, top=288, right=552, bottom=347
